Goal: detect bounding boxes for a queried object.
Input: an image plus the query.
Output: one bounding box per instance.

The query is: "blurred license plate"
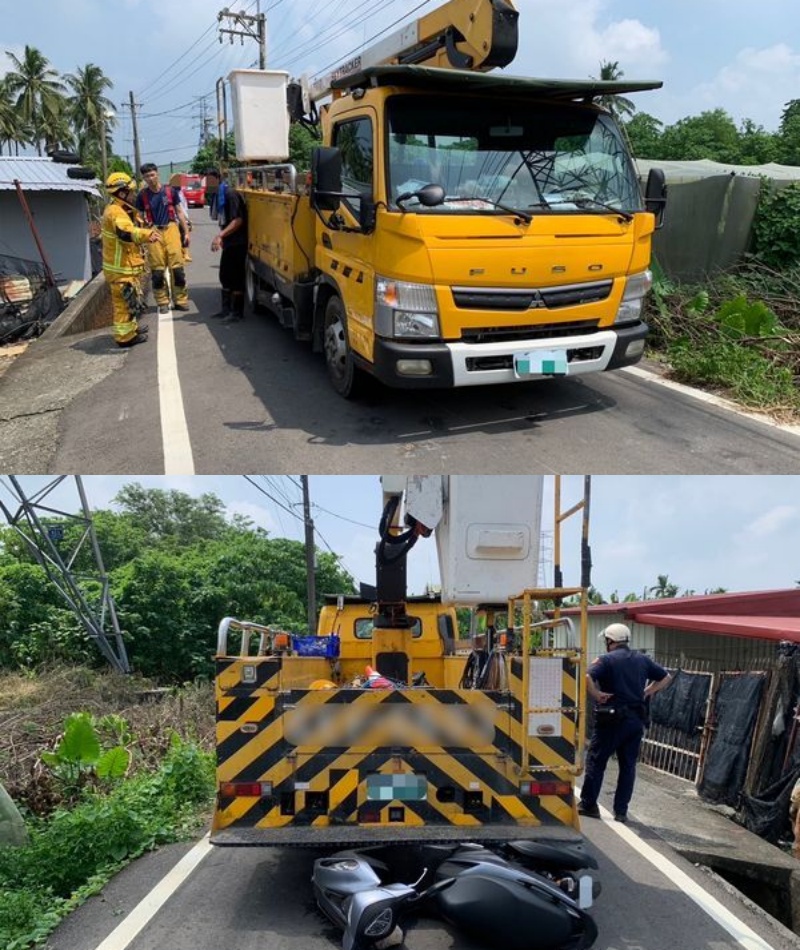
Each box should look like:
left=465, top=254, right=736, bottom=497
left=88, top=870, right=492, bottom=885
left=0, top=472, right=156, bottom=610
left=514, top=349, right=568, bottom=377
left=367, top=773, right=427, bottom=801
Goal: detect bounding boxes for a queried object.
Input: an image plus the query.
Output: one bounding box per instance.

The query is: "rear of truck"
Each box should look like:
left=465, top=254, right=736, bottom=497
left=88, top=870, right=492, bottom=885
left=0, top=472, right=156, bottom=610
left=212, top=600, right=585, bottom=847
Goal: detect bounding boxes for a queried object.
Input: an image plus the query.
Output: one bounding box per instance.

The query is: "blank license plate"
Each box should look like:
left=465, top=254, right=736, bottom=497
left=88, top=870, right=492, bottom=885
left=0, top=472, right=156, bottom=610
left=514, top=349, right=569, bottom=377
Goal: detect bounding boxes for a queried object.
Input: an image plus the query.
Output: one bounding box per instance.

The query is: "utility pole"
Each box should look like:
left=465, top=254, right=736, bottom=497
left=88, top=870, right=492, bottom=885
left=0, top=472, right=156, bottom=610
left=125, top=92, right=142, bottom=177
left=301, top=476, right=317, bottom=635
left=218, top=4, right=267, bottom=68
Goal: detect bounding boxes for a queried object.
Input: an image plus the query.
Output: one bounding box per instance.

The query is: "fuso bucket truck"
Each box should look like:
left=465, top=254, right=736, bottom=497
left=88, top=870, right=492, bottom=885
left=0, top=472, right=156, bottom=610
left=221, top=0, right=667, bottom=398
left=212, top=475, right=593, bottom=848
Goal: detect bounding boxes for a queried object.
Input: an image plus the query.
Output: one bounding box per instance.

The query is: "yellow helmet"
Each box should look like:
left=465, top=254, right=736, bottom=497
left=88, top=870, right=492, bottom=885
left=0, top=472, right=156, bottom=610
left=106, top=171, right=134, bottom=193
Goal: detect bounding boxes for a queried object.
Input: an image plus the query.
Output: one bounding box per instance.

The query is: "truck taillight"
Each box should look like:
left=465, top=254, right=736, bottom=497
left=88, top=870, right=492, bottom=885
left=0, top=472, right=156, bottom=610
left=520, top=780, right=571, bottom=796
left=220, top=781, right=273, bottom=797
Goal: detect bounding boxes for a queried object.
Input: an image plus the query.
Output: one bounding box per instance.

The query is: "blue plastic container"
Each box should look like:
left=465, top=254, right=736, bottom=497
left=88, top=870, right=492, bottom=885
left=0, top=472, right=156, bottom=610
left=292, top=634, right=340, bottom=658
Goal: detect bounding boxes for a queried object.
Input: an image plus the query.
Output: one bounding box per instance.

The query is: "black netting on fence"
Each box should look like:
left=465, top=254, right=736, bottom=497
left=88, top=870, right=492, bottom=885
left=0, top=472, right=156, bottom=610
left=741, top=765, right=800, bottom=844
left=698, top=673, right=766, bottom=807
left=650, top=669, right=709, bottom=733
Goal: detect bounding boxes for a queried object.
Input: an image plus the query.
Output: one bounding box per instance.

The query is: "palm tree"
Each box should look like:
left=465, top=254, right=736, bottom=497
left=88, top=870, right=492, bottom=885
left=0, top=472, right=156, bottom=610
left=649, top=574, right=679, bottom=600
left=64, top=63, right=116, bottom=167
left=0, top=77, right=22, bottom=155
left=4, top=45, right=66, bottom=155
left=592, top=60, right=636, bottom=121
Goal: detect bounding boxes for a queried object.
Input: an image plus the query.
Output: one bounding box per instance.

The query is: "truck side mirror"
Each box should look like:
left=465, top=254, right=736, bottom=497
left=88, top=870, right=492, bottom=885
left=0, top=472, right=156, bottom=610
left=312, top=147, right=342, bottom=212
left=644, top=168, right=667, bottom=229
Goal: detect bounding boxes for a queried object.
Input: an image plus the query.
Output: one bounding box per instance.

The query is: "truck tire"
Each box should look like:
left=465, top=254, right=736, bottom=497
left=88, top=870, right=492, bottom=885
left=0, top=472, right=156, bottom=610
left=323, top=295, right=364, bottom=399
left=245, top=259, right=268, bottom=314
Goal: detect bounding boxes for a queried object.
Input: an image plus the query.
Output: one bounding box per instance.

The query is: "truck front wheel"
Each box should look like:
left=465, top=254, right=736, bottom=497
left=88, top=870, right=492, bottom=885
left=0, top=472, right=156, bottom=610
left=323, top=296, right=364, bottom=398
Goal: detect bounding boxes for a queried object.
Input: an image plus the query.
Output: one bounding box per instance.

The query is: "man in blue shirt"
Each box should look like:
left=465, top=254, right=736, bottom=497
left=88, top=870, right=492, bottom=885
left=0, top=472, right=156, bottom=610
left=578, top=623, right=673, bottom=823
left=136, top=163, right=192, bottom=314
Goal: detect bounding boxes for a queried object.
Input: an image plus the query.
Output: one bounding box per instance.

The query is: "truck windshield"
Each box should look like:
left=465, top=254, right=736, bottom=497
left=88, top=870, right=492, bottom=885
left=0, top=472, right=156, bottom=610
left=386, top=94, right=642, bottom=215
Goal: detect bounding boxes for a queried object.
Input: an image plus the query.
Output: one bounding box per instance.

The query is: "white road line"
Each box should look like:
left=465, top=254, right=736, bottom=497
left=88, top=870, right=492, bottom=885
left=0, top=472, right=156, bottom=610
left=92, top=835, right=213, bottom=950
left=597, top=804, right=777, bottom=950
left=622, top=364, right=800, bottom=438
left=157, top=308, right=195, bottom=474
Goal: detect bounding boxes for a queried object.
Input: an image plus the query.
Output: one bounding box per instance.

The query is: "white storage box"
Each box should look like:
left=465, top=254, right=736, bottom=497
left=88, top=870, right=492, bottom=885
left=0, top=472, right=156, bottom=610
left=436, top=476, right=543, bottom=605
left=228, top=69, right=290, bottom=161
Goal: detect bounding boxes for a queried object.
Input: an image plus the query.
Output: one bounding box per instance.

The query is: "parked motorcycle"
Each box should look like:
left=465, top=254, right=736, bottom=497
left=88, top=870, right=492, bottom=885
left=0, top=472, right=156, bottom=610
left=312, top=839, right=598, bottom=950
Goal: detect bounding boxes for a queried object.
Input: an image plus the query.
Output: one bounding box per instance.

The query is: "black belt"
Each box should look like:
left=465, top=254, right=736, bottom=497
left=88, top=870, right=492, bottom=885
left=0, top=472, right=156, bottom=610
left=154, top=223, right=174, bottom=229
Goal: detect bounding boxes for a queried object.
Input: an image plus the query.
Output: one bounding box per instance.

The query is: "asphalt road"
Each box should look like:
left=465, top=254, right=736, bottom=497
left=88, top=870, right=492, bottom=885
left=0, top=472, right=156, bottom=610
left=1, top=217, right=798, bottom=474
left=47, top=815, right=798, bottom=950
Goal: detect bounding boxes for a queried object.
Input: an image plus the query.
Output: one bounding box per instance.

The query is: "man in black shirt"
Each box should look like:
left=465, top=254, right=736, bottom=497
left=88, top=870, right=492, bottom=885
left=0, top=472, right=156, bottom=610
left=578, top=623, right=673, bottom=823
left=209, top=171, right=248, bottom=323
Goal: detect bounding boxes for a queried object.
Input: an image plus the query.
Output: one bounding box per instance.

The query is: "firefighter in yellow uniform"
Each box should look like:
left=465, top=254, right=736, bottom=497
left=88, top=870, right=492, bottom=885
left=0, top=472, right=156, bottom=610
left=101, top=172, right=159, bottom=347
left=136, top=162, right=192, bottom=313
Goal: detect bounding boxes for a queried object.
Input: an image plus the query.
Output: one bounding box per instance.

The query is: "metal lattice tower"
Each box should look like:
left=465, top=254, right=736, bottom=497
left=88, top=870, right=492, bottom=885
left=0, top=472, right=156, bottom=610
left=0, top=476, right=130, bottom=673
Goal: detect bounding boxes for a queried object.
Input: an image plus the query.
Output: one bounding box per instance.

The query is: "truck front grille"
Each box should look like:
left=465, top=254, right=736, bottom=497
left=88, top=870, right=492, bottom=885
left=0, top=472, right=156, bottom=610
left=461, top=320, right=600, bottom=345
left=452, top=279, right=613, bottom=312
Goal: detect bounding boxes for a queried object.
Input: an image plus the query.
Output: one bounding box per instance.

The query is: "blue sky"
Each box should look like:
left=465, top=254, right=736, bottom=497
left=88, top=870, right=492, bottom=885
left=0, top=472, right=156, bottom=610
left=2, top=0, right=799, bottom=167
left=2, top=476, right=798, bottom=600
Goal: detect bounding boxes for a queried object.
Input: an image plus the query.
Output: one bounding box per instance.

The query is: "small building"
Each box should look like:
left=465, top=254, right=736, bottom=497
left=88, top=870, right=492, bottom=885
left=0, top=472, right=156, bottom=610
left=0, top=157, right=101, bottom=287
left=552, top=588, right=800, bottom=670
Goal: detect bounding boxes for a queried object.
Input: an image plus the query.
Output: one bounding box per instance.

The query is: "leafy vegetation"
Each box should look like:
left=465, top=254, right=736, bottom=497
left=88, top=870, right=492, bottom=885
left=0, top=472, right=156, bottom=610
left=0, top=732, right=213, bottom=950
left=624, top=98, right=800, bottom=165
left=0, top=485, right=356, bottom=680
left=644, top=260, right=800, bottom=418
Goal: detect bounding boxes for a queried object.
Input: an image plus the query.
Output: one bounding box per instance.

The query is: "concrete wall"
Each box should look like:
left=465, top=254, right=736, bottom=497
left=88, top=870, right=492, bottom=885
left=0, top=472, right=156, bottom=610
left=0, top=191, right=93, bottom=283
left=42, top=273, right=111, bottom=340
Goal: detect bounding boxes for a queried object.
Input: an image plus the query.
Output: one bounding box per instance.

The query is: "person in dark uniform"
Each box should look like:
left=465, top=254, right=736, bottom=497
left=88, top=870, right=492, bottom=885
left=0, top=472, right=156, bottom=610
left=209, top=170, right=247, bottom=323
left=578, top=623, right=673, bottom=823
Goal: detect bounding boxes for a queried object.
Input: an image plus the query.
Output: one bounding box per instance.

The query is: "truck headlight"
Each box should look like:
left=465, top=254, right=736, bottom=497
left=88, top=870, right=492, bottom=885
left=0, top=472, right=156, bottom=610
left=375, top=277, right=440, bottom=339
left=615, top=269, right=652, bottom=325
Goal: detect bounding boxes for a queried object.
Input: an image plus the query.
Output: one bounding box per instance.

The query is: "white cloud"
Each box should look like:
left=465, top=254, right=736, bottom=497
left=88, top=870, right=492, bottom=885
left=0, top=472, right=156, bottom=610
left=738, top=504, right=800, bottom=540
left=514, top=1, right=668, bottom=79
left=684, top=43, right=800, bottom=129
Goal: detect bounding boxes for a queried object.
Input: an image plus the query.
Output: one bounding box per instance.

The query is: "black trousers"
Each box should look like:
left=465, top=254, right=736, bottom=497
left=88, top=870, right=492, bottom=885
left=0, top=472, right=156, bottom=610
left=219, top=244, right=247, bottom=293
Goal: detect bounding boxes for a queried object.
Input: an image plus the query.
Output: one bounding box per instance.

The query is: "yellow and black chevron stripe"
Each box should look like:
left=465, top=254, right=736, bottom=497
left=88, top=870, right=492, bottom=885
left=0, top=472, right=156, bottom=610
left=212, top=656, right=580, bottom=845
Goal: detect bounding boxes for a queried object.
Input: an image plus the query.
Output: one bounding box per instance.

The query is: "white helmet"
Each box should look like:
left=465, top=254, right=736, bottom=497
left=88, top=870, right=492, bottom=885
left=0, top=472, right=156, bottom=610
left=600, top=622, right=631, bottom=643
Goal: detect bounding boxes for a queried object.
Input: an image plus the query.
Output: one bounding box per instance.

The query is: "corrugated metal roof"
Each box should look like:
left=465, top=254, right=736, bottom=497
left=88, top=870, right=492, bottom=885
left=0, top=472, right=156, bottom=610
left=0, top=157, right=100, bottom=195
left=630, top=611, right=800, bottom=642
left=553, top=589, right=800, bottom=642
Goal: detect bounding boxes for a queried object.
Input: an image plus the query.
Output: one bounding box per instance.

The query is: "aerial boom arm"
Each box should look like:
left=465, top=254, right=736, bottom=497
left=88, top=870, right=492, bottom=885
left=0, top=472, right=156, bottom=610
left=309, top=0, right=518, bottom=102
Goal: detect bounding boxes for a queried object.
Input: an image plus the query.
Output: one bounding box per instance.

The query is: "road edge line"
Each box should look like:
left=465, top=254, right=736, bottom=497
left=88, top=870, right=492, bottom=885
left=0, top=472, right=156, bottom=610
left=92, top=834, right=213, bottom=950
left=157, top=308, right=195, bottom=474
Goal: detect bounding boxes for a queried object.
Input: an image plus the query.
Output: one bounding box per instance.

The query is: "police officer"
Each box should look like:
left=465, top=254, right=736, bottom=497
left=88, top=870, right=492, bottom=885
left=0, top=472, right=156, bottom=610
left=578, top=623, right=672, bottom=823
left=101, top=172, right=159, bottom=347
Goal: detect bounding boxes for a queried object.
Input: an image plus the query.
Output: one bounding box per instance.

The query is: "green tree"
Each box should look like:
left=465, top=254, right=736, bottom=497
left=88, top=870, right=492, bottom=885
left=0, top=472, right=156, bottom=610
left=4, top=45, right=66, bottom=155
left=624, top=112, right=663, bottom=159
left=592, top=61, right=636, bottom=121
left=112, top=484, right=231, bottom=548
left=777, top=99, right=800, bottom=165
left=659, top=109, right=740, bottom=162
left=0, top=76, right=29, bottom=155
left=64, top=63, right=116, bottom=169
left=737, top=118, right=777, bottom=165
left=191, top=134, right=237, bottom=173
left=649, top=574, right=679, bottom=599
left=289, top=122, right=320, bottom=170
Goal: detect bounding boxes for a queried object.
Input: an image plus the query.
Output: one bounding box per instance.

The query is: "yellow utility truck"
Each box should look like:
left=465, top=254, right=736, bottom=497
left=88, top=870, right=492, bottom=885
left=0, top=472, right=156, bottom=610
left=212, top=475, right=592, bottom=847
left=224, top=0, right=666, bottom=397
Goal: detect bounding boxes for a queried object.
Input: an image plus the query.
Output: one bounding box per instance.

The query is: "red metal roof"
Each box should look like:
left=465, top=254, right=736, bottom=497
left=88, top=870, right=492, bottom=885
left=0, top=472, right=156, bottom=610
left=630, top=612, right=800, bottom=642
left=557, top=588, right=800, bottom=641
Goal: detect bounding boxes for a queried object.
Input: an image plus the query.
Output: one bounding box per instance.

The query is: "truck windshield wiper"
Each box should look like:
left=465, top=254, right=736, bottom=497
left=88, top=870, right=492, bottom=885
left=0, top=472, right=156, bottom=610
left=441, top=195, right=532, bottom=224
left=548, top=196, right=633, bottom=222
